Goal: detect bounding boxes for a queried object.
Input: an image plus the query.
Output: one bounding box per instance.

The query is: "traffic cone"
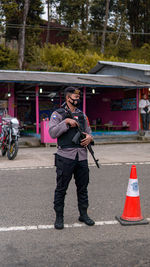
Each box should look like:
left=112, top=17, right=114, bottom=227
left=116, top=165, right=149, bottom=225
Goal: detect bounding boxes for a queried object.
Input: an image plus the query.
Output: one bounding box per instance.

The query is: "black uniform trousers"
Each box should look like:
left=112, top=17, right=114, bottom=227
left=54, top=153, right=89, bottom=213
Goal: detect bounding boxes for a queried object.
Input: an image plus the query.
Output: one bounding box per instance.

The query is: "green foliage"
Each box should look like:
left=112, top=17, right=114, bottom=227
left=56, top=0, right=80, bottom=27
left=127, top=44, right=150, bottom=64
left=29, top=43, right=132, bottom=73
left=90, top=0, right=114, bottom=30
left=27, top=43, right=101, bottom=73
left=127, top=0, right=150, bottom=47
left=78, top=51, right=102, bottom=73
left=90, top=0, right=106, bottom=30
left=2, top=41, right=150, bottom=72
left=29, top=43, right=80, bottom=72
left=0, top=45, right=18, bottom=69
left=140, top=43, right=150, bottom=61
left=109, top=40, right=132, bottom=58
left=25, top=0, right=44, bottom=48
left=2, top=0, right=150, bottom=55
left=67, top=29, right=90, bottom=51
left=1, top=0, right=44, bottom=44
left=56, top=0, right=88, bottom=29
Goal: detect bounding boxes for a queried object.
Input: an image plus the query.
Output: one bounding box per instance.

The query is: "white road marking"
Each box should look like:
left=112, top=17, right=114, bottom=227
left=0, top=166, right=54, bottom=171
left=0, top=226, right=38, bottom=232
left=102, top=163, right=122, bottom=166
left=95, top=220, right=118, bottom=226
left=0, top=221, right=118, bottom=232
left=0, top=219, right=149, bottom=232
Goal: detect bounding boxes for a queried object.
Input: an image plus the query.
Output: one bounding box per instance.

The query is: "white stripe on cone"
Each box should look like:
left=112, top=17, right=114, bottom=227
left=126, top=178, right=139, bottom=197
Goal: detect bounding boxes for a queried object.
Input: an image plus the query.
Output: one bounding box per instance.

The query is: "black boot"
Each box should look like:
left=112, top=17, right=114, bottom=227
left=78, top=208, right=95, bottom=226
left=54, top=212, right=64, bottom=230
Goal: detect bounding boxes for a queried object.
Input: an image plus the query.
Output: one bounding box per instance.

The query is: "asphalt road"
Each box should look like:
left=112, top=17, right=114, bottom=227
left=1, top=142, right=150, bottom=169
left=0, top=162, right=150, bottom=266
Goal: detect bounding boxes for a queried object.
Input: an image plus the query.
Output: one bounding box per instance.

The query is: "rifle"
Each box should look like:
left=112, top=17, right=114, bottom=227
left=66, top=107, right=100, bottom=168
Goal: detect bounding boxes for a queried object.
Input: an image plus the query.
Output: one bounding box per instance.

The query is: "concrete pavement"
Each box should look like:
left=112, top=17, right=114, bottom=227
left=0, top=142, right=150, bottom=169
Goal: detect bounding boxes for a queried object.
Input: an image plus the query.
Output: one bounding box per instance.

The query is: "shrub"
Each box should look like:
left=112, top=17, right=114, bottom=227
left=0, top=45, right=18, bottom=69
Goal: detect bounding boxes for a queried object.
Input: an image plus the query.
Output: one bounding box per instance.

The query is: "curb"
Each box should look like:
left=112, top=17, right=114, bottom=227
left=18, top=139, right=150, bottom=148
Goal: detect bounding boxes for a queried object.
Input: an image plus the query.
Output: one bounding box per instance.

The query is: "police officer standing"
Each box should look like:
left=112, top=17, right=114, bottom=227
left=49, top=87, right=95, bottom=230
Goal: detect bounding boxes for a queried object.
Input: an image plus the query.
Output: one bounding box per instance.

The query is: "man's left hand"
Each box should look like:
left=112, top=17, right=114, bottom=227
left=80, top=133, right=93, bottom=147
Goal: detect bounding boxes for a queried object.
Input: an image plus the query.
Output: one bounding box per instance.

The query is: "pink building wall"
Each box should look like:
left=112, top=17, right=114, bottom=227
left=0, top=85, right=16, bottom=133
left=41, top=120, right=57, bottom=143
left=8, top=87, right=15, bottom=117
left=87, top=88, right=139, bottom=131
left=0, top=85, right=15, bottom=118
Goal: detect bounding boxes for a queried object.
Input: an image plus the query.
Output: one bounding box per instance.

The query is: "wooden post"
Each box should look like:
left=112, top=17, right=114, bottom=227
left=35, top=86, right=39, bottom=134
left=8, top=85, right=15, bottom=117
left=83, top=87, right=86, bottom=113
left=136, top=88, right=139, bottom=131
left=59, top=92, right=62, bottom=107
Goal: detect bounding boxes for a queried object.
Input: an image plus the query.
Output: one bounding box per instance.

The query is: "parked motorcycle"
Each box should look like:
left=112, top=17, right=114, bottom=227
left=0, top=117, right=20, bottom=160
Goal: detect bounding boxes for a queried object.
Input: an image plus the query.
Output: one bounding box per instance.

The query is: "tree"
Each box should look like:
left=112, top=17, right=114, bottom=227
left=101, top=0, right=110, bottom=54
left=0, top=45, right=18, bottom=69
left=89, top=0, right=114, bottom=47
left=56, top=0, right=79, bottom=26
left=55, top=0, right=90, bottom=31
left=1, top=0, right=44, bottom=68
left=107, top=0, right=129, bottom=46
left=85, top=0, right=90, bottom=31
left=18, top=0, right=30, bottom=69
left=1, top=1, right=44, bottom=48
left=127, top=0, right=150, bottom=47
left=46, top=0, right=51, bottom=44
left=1, top=0, right=20, bottom=43
left=67, top=29, right=90, bottom=51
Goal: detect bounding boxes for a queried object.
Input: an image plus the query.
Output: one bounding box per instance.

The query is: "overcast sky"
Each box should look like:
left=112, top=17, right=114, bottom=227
left=41, top=4, right=48, bottom=20
left=41, top=1, right=57, bottom=21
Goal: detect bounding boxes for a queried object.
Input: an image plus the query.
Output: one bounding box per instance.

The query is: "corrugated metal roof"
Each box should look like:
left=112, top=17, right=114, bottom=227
left=99, top=61, right=150, bottom=71
left=0, top=70, right=149, bottom=88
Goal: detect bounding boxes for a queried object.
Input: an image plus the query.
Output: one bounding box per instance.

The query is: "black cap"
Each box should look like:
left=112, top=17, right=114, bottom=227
left=64, top=87, right=80, bottom=97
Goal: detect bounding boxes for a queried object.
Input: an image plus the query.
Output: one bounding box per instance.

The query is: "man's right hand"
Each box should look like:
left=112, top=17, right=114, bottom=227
left=65, top=118, right=78, bottom=127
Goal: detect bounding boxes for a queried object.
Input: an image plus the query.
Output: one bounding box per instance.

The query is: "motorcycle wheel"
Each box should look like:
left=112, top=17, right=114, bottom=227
left=1, top=146, right=7, bottom=156
left=7, top=141, right=18, bottom=160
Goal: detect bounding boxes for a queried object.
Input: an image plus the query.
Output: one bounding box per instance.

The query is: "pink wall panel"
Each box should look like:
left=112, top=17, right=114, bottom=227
left=8, top=87, right=15, bottom=117
left=87, top=88, right=138, bottom=131
left=41, top=120, right=57, bottom=143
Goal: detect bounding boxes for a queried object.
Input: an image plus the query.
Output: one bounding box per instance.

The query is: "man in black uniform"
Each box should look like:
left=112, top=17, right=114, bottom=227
left=49, top=87, right=95, bottom=229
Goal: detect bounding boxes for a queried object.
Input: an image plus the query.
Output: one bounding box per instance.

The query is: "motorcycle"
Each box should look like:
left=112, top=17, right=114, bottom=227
left=0, top=117, right=20, bottom=160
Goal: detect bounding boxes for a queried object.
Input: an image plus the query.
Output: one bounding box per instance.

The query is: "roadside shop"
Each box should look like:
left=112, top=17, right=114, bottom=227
left=0, top=62, right=150, bottom=144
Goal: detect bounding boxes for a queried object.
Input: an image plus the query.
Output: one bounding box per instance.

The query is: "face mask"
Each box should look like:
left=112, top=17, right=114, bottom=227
left=69, top=97, right=80, bottom=107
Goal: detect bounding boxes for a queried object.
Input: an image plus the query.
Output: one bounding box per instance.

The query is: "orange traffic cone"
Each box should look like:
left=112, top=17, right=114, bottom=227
left=116, top=165, right=149, bottom=225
